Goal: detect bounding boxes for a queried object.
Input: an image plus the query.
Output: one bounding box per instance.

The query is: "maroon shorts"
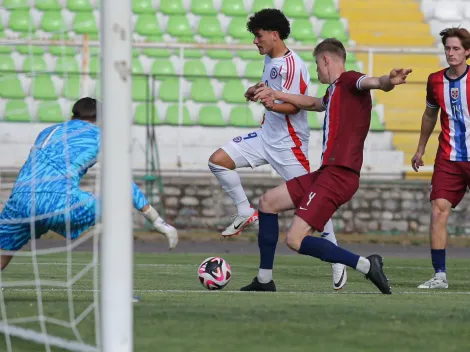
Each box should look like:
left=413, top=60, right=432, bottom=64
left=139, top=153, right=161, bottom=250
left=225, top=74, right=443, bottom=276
left=286, top=166, right=359, bottom=232
left=430, top=156, right=470, bottom=208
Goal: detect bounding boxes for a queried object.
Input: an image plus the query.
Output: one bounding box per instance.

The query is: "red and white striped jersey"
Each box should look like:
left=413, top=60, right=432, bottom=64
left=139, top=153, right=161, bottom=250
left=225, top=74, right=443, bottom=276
left=259, top=50, right=310, bottom=150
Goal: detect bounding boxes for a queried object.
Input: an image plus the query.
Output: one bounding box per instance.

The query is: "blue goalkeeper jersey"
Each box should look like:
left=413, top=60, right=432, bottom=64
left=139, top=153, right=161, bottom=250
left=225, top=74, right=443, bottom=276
left=11, top=119, right=148, bottom=210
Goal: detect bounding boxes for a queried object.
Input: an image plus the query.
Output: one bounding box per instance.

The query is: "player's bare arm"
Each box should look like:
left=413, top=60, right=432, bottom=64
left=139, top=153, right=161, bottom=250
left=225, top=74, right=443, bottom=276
left=411, top=106, right=439, bottom=172
left=245, top=82, right=264, bottom=102
left=359, top=68, right=413, bottom=92
left=255, top=86, right=325, bottom=112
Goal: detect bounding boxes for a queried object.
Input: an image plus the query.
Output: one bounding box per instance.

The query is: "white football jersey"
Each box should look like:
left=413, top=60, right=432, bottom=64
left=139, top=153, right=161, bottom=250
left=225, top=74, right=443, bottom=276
left=259, top=50, right=310, bottom=149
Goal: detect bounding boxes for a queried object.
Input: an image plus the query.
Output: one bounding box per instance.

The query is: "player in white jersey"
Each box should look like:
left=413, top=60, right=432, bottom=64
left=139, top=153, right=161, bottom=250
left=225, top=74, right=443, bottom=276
left=207, top=9, right=347, bottom=290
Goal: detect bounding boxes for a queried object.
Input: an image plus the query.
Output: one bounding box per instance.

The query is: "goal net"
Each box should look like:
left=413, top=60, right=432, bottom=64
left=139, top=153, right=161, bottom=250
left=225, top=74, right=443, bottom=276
left=0, top=0, right=133, bottom=351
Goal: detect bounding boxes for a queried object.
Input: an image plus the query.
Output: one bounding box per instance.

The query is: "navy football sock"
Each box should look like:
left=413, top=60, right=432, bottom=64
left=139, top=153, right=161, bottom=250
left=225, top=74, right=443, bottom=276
left=431, top=249, right=446, bottom=273
left=258, top=211, right=279, bottom=270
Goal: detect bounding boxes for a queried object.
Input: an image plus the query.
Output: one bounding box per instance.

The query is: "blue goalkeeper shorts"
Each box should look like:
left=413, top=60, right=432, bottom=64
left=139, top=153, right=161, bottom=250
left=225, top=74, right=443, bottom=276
left=0, top=190, right=97, bottom=251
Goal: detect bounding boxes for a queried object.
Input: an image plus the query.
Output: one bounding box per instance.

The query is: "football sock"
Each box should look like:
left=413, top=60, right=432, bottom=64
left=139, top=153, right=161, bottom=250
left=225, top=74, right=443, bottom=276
left=257, top=269, right=273, bottom=284
left=298, top=236, right=361, bottom=270
left=257, top=211, right=279, bottom=283
left=321, top=219, right=338, bottom=245
left=355, top=257, right=371, bottom=274
left=208, top=161, right=253, bottom=217
left=431, top=249, right=446, bottom=274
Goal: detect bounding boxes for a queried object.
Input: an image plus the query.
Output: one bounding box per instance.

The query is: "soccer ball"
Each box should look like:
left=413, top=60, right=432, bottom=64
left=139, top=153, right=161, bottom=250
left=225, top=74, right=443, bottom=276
left=198, top=257, right=231, bottom=290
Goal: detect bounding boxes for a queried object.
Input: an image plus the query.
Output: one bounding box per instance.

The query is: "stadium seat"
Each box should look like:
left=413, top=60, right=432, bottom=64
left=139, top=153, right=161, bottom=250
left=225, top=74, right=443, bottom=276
left=198, top=16, right=223, bottom=39
left=9, top=10, right=35, bottom=33
left=370, top=110, right=384, bottom=131
left=73, top=12, right=98, bottom=34
left=165, top=104, right=194, bottom=125
left=291, top=19, right=317, bottom=42
left=190, top=79, right=217, bottom=103
left=178, top=37, right=203, bottom=59
left=135, top=15, right=162, bottom=37
left=159, top=78, right=180, bottom=102
left=40, top=11, right=66, bottom=33
left=23, top=56, right=47, bottom=73
left=308, top=64, right=319, bottom=82
left=67, top=0, right=93, bottom=12
left=37, top=101, right=64, bottom=122
left=312, top=0, right=339, bottom=20
left=229, top=17, right=252, bottom=40
left=221, top=0, right=248, bottom=17
left=35, top=0, right=61, bottom=11
left=132, top=58, right=144, bottom=74
left=320, top=20, right=349, bottom=43
left=160, top=0, right=185, bottom=15
left=4, top=100, right=31, bottom=122
left=151, top=59, right=176, bottom=79
left=252, top=0, right=275, bottom=13
left=0, top=55, right=15, bottom=71
left=183, top=60, right=207, bottom=81
left=0, top=75, right=26, bottom=99
left=62, top=75, right=81, bottom=100
left=132, top=0, right=155, bottom=14
left=206, top=38, right=235, bottom=60
left=0, top=33, right=12, bottom=54
left=244, top=61, right=264, bottom=80
left=433, top=1, right=462, bottom=21
left=307, top=111, right=321, bottom=129
left=191, top=0, right=217, bottom=16
left=229, top=106, right=259, bottom=127
left=134, top=103, right=162, bottom=125
left=236, top=39, right=260, bottom=60
left=213, top=60, right=238, bottom=81
left=166, top=16, right=192, bottom=38
left=31, top=75, right=57, bottom=100
left=142, top=36, right=172, bottom=57
left=4, top=0, right=29, bottom=10
left=89, top=57, right=100, bottom=74
left=49, top=35, right=78, bottom=56
left=55, top=56, right=79, bottom=75
left=198, top=105, right=226, bottom=126
left=283, top=0, right=309, bottom=18
left=223, top=80, right=246, bottom=104
left=16, top=34, right=46, bottom=55
left=132, top=76, right=148, bottom=101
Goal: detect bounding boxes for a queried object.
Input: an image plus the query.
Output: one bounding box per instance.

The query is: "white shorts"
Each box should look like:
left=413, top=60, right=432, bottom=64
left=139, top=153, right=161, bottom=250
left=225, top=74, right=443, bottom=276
left=222, top=129, right=310, bottom=181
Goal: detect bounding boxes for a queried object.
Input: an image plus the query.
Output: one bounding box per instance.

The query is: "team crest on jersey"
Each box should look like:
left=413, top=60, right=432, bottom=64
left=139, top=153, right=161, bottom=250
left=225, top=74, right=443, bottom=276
left=451, top=87, right=459, bottom=100
left=270, top=67, right=278, bottom=79
left=233, top=136, right=242, bottom=143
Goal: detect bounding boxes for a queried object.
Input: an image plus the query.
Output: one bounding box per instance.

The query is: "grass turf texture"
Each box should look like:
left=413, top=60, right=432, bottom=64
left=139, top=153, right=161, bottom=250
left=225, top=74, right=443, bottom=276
left=0, top=253, right=469, bottom=351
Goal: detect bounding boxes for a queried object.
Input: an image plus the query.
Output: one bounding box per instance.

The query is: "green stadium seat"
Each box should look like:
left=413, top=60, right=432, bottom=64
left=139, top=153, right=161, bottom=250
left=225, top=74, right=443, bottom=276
left=221, top=0, right=247, bottom=17
left=31, top=75, right=57, bottom=100
left=298, top=48, right=314, bottom=61
left=206, top=38, right=234, bottom=60
left=94, top=78, right=101, bottom=99
left=213, top=60, right=238, bottom=81
left=190, top=79, right=217, bottom=103
left=223, top=80, right=246, bottom=104
left=165, top=104, right=193, bottom=125
left=9, top=10, right=35, bottom=33
left=88, top=56, right=101, bottom=74
left=142, top=36, right=172, bottom=58
left=321, top=20, right=348, bottom=43
left=4, top=0, right=29, bottom=10
left=183, top=60, right=207, bottom=81
left=66, top=0, right=93, bottom=12
left=35, top=0, right=61, bottom=11
left=134, top=103, right=162, bottom=125
left=252, top=0, right=274, bottom=13
left=160, top=0, right=185, bottom=15
left=151, top=59, right=176, bottom=79
left=291, top=19, right=317, bottom=42
left=313, top=0, right=339, bottom=19
left=229, top=106, right=258, bottom=127
left=0, top=33, right=12, bottom=54
left=308, top=63, right=319, bottom=82
left=159, top=78, right=180, bottom=102
left=317, top=83, right=330, bottom=96
left=55, top=56, right=79, bottom=75
left=0, top=55, right=15, bottom=71
left=191, top=0, right=217, bottom=15
left=307, top=111, right=321, bottom=129
left=41, top=11, right=66, bottom=33
left=22, top=56, right=47, bottom=72
left=245, top=61, right=264, bottom=80
left=198, top=17, right=223, bottom=39
left=198, top=105, right=226, bottom=126
left=346, top=61, right=361, bottom=72
left=178, top=37, right=203, bottom=59
left=62, top=76, right=81, bottom=99
left=236, top=39, right=260, bottom=60
left=132, top=76, right=148, bottom=101
left=16, top=34, right=46, bottom=55
left=0, top=76, right=26, bottom=99
left=135, top=15, right=162, bottom=37
left=132, top=58, right=144, bottom=74
left=370, top=110, right=384, bottom=131
left=346, top=52, right=358, bottom=63
left=229, top=17, right=251, bottom=40
left=49, top=35, right=77, bottom=56
left=167, top=16, right=192, bottom=38
left=4, top=100, right=31, bottom=122
left=132, top=0, right=155, bottom=14
left=37, top=101, right=65, bottom=122
left=73, top=12, right=98, bottom=34
left=283, top=0, right=309, bottom=18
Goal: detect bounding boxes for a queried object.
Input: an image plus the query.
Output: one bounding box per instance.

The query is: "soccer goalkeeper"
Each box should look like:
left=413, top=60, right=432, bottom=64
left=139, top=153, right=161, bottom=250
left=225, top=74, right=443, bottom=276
left=0, top=97, right=178, bottom=270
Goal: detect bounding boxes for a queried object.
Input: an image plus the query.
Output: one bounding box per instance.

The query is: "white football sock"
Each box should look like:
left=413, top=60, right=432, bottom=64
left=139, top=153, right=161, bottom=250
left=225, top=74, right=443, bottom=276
left=321, top=219, right=338, bottom=245
left=142, top=205, right=161, bottom=223
left=356, top=257, right=371, bottom=274
left=208, top=161, right=253, bottom=217
left=257, top=269, right=273, bottom=283
left=435, top=272, right=447, bottom=280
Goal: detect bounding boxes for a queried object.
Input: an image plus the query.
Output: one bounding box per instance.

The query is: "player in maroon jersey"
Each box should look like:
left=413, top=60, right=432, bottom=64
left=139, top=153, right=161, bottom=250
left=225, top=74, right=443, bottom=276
left=240, top=38, right=412, bottom=294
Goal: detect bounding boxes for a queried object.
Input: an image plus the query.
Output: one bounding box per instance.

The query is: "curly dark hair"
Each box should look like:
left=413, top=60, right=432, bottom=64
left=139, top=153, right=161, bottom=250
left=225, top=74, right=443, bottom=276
left=246, top=8, right=290, bottom=40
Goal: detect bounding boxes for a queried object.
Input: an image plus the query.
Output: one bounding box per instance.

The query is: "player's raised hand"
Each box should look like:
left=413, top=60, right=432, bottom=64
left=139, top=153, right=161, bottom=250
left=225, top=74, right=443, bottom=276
left=389, top=68, right=413, bottom=85
left=261, top=96, right=275, bottom=111
left=411, top=151, right=424, bottom=172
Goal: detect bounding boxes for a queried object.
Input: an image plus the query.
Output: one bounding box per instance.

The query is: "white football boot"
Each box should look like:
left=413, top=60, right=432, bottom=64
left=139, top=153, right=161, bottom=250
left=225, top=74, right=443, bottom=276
left=417, top=275, right=449, bottom=289
left=332, top=263, right=347, bottom=290
left=153, top=220, right=178, bottom=250
left=222, top=211, right=259, bottom=237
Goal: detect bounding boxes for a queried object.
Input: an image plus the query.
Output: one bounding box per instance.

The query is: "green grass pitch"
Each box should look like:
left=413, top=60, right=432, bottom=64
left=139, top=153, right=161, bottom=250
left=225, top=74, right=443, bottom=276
left=0, top=252, right=469, bottom=351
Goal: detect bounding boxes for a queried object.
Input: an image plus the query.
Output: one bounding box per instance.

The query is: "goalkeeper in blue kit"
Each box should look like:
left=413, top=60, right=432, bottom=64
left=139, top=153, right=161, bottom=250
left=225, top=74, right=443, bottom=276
left=0, top=97, right=178, bottom=270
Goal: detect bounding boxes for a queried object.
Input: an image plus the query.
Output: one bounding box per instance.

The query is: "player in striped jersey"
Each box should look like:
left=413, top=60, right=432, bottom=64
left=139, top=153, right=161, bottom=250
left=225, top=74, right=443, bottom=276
left=207, top=9, right=347, bottom=290
left=412, top=27, right=470, bottom=289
